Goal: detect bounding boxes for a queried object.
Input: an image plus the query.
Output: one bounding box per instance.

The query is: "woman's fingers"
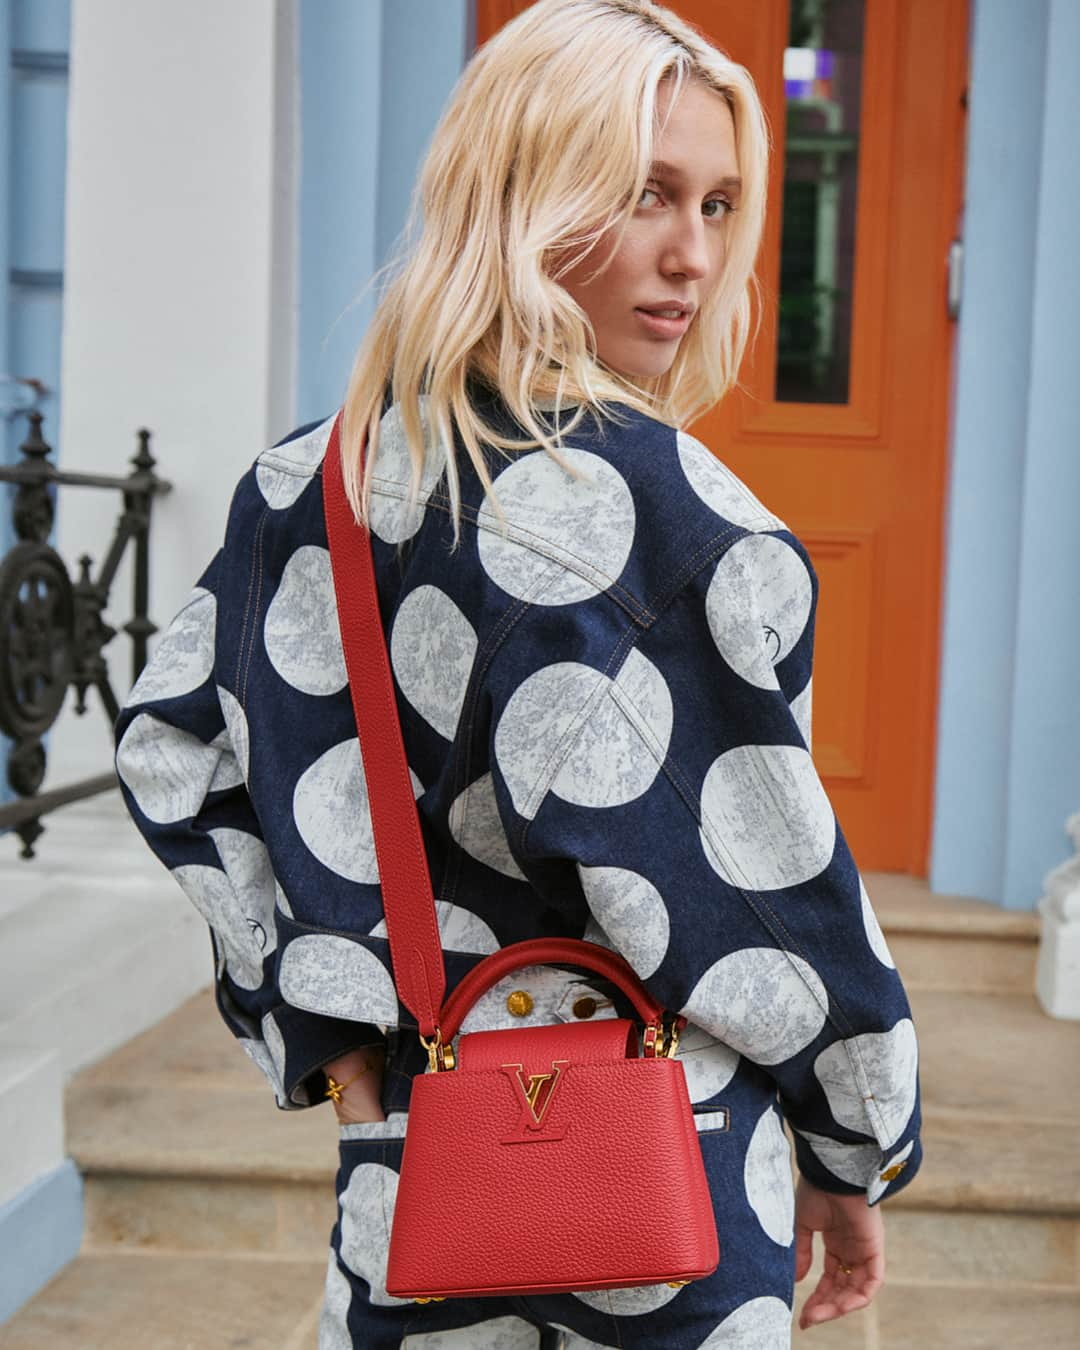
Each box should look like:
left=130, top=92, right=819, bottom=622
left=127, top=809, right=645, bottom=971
left=793, top=1225, right=814, bottom=1283
left=798, top=1258, right=883, bottom=1330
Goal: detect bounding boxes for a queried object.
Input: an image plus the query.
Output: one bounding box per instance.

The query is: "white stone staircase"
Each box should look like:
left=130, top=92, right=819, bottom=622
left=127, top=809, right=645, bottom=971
left=0, top=791, right=210, bottom=1326
left=1, top=864, right=1079, bottom=1348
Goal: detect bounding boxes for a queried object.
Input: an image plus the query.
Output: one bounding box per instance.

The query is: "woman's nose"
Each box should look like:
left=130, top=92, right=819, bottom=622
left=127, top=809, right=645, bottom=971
left=661, top=212, right=710, bottom=282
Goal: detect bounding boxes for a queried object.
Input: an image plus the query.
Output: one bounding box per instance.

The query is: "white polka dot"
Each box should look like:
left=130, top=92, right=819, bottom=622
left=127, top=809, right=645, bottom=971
left=793, top=1129, right=881, bottom=1188
left=705, top=535, right=813, bottom=691
left=552, top=649, right=672, bottom=809
left=457, top=966, right=616, bottom=1036
left=572, top=1281, right=685, bottom=1315
left=577, top=864, right=669, bottom=978
left=698, top=1295, right=792, bottom=1348
left=401, top=1316, right=541, bottom=1349
left=338, top=1162, right=410, bottom=1306
left=256, top=415, right=335, bottom=509
left=274, top=880, right=293, bottom=918
left=116, top=713, right=220, bottom=824
left=261, top=1011, right=288, bottom=1092
left=370, top=899, right=498, bottom=955
left=318, top=1247, right=353, bottom=1350
left=814, top=1018, right=918, bottom=1148
left=279, top=933, right=399, bottom=1024
left=390, top=585, right=477, bottom=739
left=293, top=739, right=421, bottom=883
left=238, top=1036, right=285, bottom=1104
left=860, top=876, right=895, bottom=968
left=264, top=545, right=347, bottom=696
left=582, top=914, right=616, bottom=951
left=207, top=730, right=244, bottom=792
left=680, top=948, right=828, bottom=1065
left=216, top=686, right=250, bottom=780
left=478, top=445, right=636, bottom=604
left=745, top=1107, right=794, bottom=1246
left=210, top=825, right=277, bottom=955
left=674, top=1021, right=740, bottom=1102
left=549, top=1327, right=616, bottom=1350
left=368, top=397, right=448, bottom=543
left=677, top=430, right=785, bottom=530
left=789, top=678, right=812, bottom=752
left=494, top=662, right=606, bottom=818
left=126, top=587, right=215, bottom=705
left=700, top=744, right=836, bottom=891
left=173, top=835, right=274, bottom=992
left=869, top=1140, right=915, bottom=1203
left=448, top=773, right=527, bottom=880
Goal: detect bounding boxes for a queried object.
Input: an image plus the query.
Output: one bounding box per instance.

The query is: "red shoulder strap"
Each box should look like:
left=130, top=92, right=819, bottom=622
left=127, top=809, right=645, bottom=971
left=321, top=410, right=445, bottom=1039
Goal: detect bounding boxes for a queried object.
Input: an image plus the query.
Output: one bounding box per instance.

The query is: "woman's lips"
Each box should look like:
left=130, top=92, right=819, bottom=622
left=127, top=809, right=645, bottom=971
left=634, top=308, right=691, bottom=339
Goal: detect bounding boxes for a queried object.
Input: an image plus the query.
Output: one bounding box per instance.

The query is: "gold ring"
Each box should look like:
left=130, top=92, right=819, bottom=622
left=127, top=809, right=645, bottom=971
left=840, top=1264, right=853, bottom=1275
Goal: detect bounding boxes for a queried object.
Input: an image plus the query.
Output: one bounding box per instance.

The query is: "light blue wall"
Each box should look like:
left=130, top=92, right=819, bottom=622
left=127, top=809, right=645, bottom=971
left=1001, top=0, right=1080, bottom=905
left=931, top=0, right=1078, bottom=908
left=0, top=5, right=81, bottom=1327
left=0, top=1162, right=83, bottom=1325
left=297, top=0, right=470, bottom=424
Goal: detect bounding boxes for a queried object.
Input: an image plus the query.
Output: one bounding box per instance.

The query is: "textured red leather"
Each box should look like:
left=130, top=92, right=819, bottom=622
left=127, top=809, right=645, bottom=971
left=386, top=1054, right=719, bottom=1299
left=325, top=413, right=720, bottom=1299
left=455, top=1018, right=638, bottom=1072
left=323, top=413, right=444, bottom=1036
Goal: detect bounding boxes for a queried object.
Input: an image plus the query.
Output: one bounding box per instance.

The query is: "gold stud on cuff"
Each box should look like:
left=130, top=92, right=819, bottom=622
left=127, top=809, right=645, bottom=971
left=506, top=989, right=533, bottom=1016
left=879, top=1161, right=908, bottom=1183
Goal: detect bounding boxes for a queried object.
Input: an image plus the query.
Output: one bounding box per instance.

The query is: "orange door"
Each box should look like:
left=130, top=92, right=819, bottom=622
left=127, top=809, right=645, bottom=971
left=476, top=0, right=969, bottom=875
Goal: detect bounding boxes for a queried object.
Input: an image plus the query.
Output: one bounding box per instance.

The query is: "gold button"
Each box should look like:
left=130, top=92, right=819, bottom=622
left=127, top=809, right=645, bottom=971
left=572, top=996, right=598, bottom=1019
left=506, top=990, right=533, bottom=1017
left=879, top=1161, right=907, bottom=1183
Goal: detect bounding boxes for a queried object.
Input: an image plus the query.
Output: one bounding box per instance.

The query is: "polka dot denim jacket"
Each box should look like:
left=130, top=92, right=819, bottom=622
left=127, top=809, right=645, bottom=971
left=113, top=390, right=922, bottom=1210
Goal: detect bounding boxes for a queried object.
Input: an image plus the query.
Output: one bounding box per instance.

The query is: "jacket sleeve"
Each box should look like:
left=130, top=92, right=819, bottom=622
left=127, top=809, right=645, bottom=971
left=113, top=539, right=387, bottom=1111
left=488, top=526, right=922, bottom=1206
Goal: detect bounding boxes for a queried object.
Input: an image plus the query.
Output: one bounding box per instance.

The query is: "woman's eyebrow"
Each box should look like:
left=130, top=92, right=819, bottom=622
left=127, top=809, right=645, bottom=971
left=649, top=159, right=742, bottom=192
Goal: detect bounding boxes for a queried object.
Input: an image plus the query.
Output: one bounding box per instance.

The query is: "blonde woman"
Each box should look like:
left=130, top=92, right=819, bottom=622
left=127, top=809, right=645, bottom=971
left=114, top=2, right=922, bottom=1346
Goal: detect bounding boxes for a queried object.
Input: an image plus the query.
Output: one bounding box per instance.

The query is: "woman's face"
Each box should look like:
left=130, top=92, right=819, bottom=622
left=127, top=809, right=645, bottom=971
left=558, top=79, right=741, bottom=380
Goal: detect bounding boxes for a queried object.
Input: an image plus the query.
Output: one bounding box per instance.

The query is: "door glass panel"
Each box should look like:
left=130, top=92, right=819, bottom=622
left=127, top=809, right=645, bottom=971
left=777, top=0, right=865, bottom=404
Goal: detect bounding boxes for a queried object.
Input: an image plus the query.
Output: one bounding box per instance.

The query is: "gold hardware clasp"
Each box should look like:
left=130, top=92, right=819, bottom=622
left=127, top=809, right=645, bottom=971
left=413, top=1296, right=446, bottom=1303
left=661, top=1015, right=682, bottom=1059
left=418, top=1027, right=454, bottom=1072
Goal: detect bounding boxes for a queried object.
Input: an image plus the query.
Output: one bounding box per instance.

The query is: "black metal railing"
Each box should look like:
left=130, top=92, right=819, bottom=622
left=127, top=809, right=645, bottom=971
left=0, top=411, right=171, bottom=858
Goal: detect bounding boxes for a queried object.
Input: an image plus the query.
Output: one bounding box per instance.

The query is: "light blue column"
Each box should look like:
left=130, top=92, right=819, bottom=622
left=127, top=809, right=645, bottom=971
left=1001, top=0, right=1080, bottom=906
left=931, top=0, right=1078, bottom=908
left=376, top=0, right=469, bottom=264
left=297, top=0, right=469, bottom=425
left=297, top=0, right=384, bottom=424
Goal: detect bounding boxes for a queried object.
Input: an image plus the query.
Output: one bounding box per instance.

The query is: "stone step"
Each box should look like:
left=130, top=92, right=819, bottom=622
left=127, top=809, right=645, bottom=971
left=864, top=871, right=1041, bottom=995
left=1, top=1248, right=1078, bottom=1349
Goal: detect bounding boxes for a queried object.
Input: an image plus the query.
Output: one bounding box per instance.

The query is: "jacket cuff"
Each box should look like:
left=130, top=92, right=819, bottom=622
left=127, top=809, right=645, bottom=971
left=791, top=1128, right=923, bottom=1207
left=272, top=1002, right=387, bottom=1109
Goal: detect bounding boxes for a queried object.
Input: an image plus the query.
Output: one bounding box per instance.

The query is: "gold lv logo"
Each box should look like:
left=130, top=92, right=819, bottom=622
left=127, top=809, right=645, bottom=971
left=499, top=1060, right=569, bottom=1142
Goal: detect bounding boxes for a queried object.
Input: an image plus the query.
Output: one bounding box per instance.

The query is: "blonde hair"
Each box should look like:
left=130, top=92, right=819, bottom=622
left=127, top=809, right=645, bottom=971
left=340, top=0, right=770, bottom=548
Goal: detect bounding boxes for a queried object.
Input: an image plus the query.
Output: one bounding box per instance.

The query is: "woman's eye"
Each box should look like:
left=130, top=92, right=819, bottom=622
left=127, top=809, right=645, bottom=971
left=702, top=197, right=733, bottom=219
left=637, top=186, right=662, bottom=207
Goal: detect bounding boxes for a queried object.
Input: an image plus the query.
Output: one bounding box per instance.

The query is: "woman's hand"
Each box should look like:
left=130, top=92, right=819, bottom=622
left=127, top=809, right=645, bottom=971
left=794, top=1176, right=885, bottom=1331
left=323, top=1047, right=387, bottom=1126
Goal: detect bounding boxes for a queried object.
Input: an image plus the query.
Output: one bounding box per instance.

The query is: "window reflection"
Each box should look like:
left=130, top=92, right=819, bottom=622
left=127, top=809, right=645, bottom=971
left=776, top=0, right=865, bottom=404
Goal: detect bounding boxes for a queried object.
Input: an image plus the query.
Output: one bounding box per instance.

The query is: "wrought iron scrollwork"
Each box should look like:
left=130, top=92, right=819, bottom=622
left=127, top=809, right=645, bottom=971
left=0, top=411, right=171, bottom=857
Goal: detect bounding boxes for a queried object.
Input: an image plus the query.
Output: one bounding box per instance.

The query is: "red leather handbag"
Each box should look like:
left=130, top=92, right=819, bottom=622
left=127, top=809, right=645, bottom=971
left=323, top=410, right=719, bottom=1301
